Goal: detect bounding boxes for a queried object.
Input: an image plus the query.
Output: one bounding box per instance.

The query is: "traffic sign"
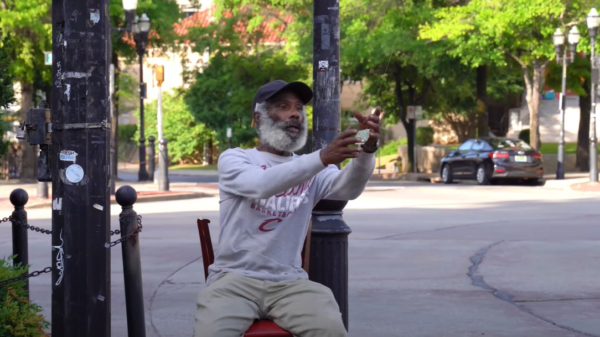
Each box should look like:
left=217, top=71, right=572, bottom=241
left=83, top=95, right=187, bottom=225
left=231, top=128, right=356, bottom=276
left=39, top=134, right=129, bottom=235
left=44, top=52, right=52, bottom=66
left=415, top=106, right=423, bottom=120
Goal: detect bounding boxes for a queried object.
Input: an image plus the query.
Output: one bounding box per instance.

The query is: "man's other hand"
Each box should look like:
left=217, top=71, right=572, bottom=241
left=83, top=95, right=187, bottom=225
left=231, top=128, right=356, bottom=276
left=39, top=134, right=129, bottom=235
left=353, top=107, right=383, bottom=149
left=320, top=129, right=363, bottom=166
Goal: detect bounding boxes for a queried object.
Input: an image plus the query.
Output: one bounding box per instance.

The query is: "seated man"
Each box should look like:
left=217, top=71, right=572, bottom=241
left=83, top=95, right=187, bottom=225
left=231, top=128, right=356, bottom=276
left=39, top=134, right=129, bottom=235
left=194, top=80, right=381, bottom=337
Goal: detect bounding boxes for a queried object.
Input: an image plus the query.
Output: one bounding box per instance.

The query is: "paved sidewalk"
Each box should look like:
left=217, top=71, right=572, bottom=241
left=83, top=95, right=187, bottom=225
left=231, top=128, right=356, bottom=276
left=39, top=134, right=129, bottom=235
left=0, top=181, right=218, bottom=212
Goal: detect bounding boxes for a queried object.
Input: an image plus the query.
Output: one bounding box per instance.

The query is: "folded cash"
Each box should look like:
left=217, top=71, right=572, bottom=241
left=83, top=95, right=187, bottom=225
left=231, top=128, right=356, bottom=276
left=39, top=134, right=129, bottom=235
left=356, top=129, right=370, bottom=145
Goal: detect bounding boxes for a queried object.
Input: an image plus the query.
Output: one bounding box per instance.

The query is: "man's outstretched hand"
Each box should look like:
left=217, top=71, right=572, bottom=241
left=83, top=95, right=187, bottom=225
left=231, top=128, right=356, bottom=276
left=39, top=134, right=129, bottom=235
left=353, top=107, right=383, bottom=151
left=320, top=129, right=363, bottom=166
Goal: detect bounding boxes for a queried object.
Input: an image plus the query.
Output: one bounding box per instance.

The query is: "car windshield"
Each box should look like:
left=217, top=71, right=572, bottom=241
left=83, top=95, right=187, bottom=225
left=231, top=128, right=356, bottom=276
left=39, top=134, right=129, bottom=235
left=488, top=139, right=532, bottom=150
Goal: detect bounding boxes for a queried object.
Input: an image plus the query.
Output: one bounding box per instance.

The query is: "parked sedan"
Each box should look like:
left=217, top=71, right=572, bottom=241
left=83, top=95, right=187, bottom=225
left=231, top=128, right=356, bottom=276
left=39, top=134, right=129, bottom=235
left=440, top=138, right=544, bottom=185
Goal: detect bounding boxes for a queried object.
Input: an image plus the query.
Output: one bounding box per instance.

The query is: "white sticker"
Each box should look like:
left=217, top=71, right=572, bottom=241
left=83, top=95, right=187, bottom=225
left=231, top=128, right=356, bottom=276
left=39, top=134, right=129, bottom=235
left=65, top=164, right=84, bottom=183
left=318, top=60, right=329, bottom=72
left=59, top=150, right=78, bottom=162
left=52, top=198, right=63, bottom=210
left=90, top=10, right=100, bottom=24
left=93, top=204, right=104, bottom=211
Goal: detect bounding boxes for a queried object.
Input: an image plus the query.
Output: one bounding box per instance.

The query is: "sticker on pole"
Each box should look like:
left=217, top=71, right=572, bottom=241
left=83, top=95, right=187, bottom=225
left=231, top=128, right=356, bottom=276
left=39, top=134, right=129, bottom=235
left=65, top=164, right=84, bottom=183
left=318, top=60, right=329, bottom=72
left=59, top=150, right=78, bottom=163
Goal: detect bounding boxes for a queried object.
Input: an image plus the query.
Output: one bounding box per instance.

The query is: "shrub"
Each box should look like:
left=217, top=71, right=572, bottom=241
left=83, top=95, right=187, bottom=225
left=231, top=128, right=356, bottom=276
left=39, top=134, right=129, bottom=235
left=0, top=257, right=49, bottom=337
left=118, top=124, right=138, bottom=143
left=518, top=129, right=530, bottom=143
left=416, top=126, right=434, bottom=146
left=380, top=138, right=408, bottom=156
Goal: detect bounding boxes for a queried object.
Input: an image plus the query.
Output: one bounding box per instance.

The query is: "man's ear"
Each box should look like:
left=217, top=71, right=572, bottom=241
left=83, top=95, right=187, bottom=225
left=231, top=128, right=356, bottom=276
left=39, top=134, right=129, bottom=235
left=251, top=112, right=260, bottom=128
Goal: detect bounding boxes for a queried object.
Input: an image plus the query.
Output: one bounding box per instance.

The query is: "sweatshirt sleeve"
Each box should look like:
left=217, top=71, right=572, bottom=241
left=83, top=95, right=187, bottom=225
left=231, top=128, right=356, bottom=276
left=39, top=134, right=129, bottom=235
left=218, top=148, right=327, bottom=199
left=314, top=151, right=376, bottom=201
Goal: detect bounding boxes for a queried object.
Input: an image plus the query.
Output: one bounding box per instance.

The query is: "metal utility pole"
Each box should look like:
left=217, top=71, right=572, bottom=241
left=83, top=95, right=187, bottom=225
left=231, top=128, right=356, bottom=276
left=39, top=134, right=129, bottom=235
left=552, top=27, right=580, bottom=180
left=310, top=0, right=351, bottom=331
left=51, top=0, right=111, bottom=335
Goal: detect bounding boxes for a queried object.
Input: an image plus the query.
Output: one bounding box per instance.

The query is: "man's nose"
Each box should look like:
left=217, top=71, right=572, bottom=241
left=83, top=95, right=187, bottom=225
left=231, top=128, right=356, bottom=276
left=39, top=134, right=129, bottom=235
left=289, top=109, right=301, bottom=121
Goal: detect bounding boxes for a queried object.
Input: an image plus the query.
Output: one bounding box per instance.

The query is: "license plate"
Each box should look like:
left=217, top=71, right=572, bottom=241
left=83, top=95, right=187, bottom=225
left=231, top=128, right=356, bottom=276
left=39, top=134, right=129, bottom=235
left=514, top=155, right=528, bottom=162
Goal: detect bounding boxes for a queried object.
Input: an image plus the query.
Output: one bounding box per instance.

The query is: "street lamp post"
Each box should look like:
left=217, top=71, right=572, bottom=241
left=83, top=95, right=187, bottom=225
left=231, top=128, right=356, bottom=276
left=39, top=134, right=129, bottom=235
left=553, top=27, right=580, bottom=180
left=227, top=91, right=232, bottom=149
left=133, top=14, right=151, bottom=181
left=588, top=8, right=600, bottom=183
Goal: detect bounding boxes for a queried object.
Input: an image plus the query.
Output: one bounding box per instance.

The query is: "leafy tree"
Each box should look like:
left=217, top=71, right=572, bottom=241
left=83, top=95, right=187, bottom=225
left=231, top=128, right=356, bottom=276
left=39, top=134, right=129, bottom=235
left=419, top=0, right=595, bottom=150
left=109, top=0, right=181, bottom=178
left=135, top=91, right=213, bottom=164
left=546, top=54, right=591, bottom=171
left=0, top=35, right=15, bottom=109
left=184, top=51, right=308, bottom=148
left=0, top=0, right=51, bottom=179
left=183, top=2, right=310, bottom=148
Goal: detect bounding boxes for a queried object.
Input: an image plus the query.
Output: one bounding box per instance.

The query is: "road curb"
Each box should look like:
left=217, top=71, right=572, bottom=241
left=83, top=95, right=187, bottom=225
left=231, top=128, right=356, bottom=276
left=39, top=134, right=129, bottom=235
left=24, top=191, right=213, bottom=210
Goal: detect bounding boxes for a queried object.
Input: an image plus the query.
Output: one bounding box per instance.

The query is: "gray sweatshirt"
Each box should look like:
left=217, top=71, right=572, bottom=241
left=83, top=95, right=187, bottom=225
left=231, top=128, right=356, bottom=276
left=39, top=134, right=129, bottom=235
left=206, top=148, right=375, bottom=284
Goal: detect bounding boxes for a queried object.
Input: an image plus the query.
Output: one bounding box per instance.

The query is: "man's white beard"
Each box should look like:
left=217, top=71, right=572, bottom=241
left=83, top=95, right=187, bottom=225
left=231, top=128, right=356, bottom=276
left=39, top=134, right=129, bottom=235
left=257, top=113, right=308, bottom=153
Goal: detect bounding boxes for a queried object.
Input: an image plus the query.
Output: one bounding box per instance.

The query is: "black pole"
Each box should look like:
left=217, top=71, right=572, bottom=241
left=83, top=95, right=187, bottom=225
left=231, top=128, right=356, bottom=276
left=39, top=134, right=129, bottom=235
left=148, top=136, right=155, bottom=182
left=557, top=46, right=568, bottom=180
left=138, top=53, right=148, bottom=181
left=37, top=181, right=49, bottom=199
left=116, top=186, right=147, bottom=337
left=310, top=0, right=351, bottom=330
left=51, top=0, right=111, bottom=335
left=158, top=138, right=169, bottom=191
left=10, top=188, right=29, bottom=297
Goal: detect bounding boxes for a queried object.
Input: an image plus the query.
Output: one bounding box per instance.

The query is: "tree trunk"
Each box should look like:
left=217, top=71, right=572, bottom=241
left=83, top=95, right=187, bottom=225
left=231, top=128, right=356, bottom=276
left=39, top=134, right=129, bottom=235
left=476, top=65, right=488, bottom=137
left=19, top=81, right=36, bottom=180
left=577, top=84, right=591, bottom=171
left=522, top=62, right=544, bottom=150
left=208, top=136, right=213, bottom=165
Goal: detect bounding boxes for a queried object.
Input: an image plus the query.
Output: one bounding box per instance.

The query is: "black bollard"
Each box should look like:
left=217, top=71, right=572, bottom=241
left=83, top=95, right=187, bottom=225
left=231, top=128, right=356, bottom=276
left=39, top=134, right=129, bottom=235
left=37, top=181, right=49, bottom=199
left=148, top=136, right=155, bottom=183
left=308, top=201, right=351, bottom=330
left=116, top=185, right=146, bottom=337
left=10, top=188, right=29, bottom=297
left=158, top=138, right=169, bottom=192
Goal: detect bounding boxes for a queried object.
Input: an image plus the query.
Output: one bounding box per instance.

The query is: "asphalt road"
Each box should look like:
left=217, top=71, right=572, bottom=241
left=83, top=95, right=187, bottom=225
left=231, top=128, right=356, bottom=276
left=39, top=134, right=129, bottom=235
left=2, top=181, right=600, bottom=336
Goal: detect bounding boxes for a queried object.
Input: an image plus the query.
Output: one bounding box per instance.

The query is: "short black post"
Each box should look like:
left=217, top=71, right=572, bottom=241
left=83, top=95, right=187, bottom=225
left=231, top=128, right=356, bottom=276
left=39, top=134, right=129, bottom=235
left=148, top=136, right=155, bottom=182
left=158, top=138, right=169, bottom=191
left=116, top=185, right=146, bottom=337
left=311, top=0, right=351, bottom=330
left=37, top=181, right=49, bottom=199
left=309, top=203, right=351, bottom=330
left=10, top=188, right=29, bottom=297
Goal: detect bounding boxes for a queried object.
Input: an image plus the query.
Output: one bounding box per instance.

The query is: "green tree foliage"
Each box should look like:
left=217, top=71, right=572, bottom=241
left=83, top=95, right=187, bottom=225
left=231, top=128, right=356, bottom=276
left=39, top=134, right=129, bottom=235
left=109, top=0, right=182, bottom=61
left=183, top=2, right=309, bottom=148
left=0, top=0, right=51, bottom=87
left=0, top=257, right=49, bottom=337
left=0, top=36, right=15, bottom=109
left=135, top=91, right=213, bottom=163
left=0, top=0, right=51, bottom=179
left=419, top=0, right=595, bottom=150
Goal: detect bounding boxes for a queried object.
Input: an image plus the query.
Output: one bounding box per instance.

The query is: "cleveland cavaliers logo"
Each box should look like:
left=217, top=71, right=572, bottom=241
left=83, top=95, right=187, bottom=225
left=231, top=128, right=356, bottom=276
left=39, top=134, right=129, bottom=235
left=258, top=218, right=283, bottom=232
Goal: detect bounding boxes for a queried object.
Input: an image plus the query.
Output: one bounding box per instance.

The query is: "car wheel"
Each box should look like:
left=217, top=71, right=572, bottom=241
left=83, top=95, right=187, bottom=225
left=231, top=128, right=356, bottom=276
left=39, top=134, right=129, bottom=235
left=441, top=164, right=453, bottom=184
left=476, top=164, right=491, bottom=185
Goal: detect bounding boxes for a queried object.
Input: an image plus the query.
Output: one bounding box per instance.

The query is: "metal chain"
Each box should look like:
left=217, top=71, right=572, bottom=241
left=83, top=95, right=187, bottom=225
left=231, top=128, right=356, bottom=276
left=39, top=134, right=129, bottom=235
left=0, top=266, right=52, bottom=288
left=106, top=215, right=143, bottom=248
left=110, top=229, right=121, bottom=236
left=2, top=215, right=52, bottom=235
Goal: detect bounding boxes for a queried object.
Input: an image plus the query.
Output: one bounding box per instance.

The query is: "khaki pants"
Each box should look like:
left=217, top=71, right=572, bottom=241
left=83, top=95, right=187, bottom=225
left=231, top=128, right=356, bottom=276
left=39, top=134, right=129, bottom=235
left=193, top=272, right=347, bottom=337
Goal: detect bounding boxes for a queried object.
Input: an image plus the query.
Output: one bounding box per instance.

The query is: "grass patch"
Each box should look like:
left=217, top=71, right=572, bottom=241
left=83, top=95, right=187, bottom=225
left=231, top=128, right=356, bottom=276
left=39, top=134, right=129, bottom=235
left=169, top=164, right=217, bottom=170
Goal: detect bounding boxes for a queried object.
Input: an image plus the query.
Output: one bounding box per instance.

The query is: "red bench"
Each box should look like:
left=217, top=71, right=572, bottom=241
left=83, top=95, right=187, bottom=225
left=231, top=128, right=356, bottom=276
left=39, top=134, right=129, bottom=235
left=196, top=218, right=312, bottom=337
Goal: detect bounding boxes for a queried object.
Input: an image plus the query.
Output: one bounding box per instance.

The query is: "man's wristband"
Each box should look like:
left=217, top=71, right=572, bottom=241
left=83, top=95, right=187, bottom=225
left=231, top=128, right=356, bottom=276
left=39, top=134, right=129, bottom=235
left=361, top=142, right=378, bottom=153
